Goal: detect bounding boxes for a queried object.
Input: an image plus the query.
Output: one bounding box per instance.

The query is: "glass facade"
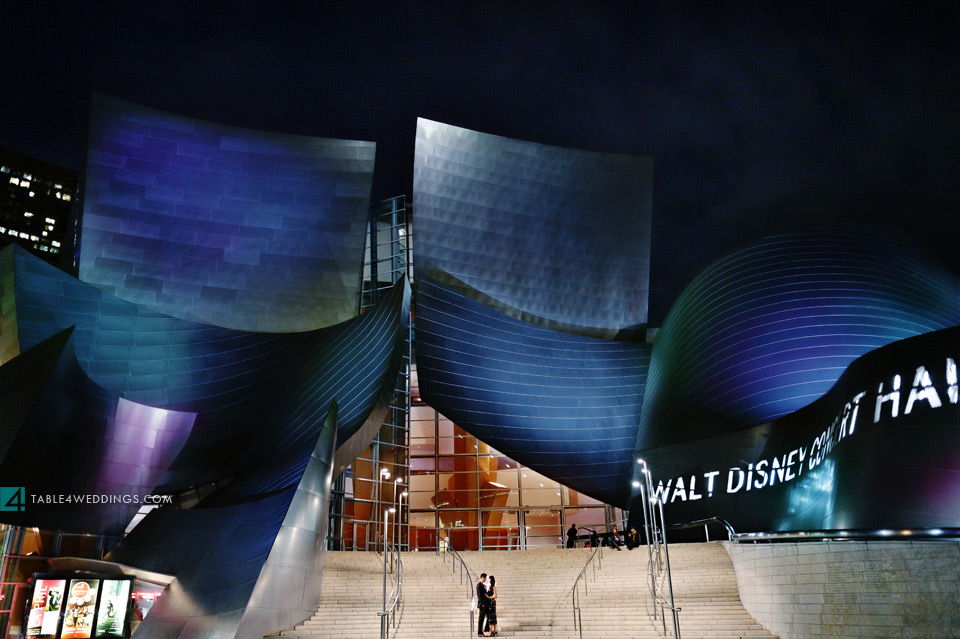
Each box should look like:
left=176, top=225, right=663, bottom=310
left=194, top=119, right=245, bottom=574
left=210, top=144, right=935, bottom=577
left=406, top=365, right=624, bottom=551
left=325, top=194, right=626, bottom=552
left=329, top=364, right=625, bottom=552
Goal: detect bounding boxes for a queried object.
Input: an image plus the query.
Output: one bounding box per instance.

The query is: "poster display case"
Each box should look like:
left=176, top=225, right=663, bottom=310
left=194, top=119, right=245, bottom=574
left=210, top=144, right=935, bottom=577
left=22, top=574, right=164, bottom=639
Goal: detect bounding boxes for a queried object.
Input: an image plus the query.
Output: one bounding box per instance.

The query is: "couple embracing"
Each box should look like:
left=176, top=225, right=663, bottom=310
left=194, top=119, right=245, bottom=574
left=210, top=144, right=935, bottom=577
left=476, top=572, right=499, bottom=636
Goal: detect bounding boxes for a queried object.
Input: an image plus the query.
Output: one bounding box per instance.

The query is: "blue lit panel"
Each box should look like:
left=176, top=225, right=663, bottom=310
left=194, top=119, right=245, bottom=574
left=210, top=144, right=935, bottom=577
left=416, top=275, right=650, bottom=506
left=106, top=404, right=338, bottom=639
left=414, top=118, right=652, bottom=338
left=81, top=95, right=375, bottom=332
left=630, top=324, right=960, bottom=532
left=6, top=247, right=408, bottom=493
left=0, top=328, right=195, bottom=535
left=636, top=226, right=960, bottom=451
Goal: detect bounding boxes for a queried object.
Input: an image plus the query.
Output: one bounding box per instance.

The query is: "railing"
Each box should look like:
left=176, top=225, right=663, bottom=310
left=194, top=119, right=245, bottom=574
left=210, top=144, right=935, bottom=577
left=637, top=458, right=681, bottom=638
left=439, top=537, right=477, bottom=637
left=376, top=531, right=403, bottom=639
left=667, top=516, right=737, bottom=541
left=571, top=541, right=604, bottom=639
left=668, top=518, right=960, bottom=543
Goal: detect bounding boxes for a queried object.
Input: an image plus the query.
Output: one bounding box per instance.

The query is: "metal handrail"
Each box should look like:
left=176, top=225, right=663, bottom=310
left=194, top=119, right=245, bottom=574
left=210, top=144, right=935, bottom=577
left=375, top=531, right=403, bottom=639
left=667, top=516, right=737, bottom=541
left=571, top=541, right=604, bottom=639
left=637, top=458, right=681, bottom=639
left=666, top=516, right=960, bottom=543
left=733, top=527, right=960, bottom=542
left=439, top=539, right=476, bottom=636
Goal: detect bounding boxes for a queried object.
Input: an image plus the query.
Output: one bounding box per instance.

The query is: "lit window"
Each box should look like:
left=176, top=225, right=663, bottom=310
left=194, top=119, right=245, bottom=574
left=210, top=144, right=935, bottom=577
left=42, top=231, right=47, bottom=237
left=62, top=194, right=71, bottom=201
left=39, top=245, right=49, bottom=252
left=45, top=218, right=55, bottom=224
left=18, top=232, right=29, bottom=239
left=54, top=184, right=62, bottom=190
left=52, top=241, right=61, bottom=248
left=0, top=226, right=6, bottom=233
left=9, top=177, right=19, bottom=185
left=29, top=235, right=39, bottom=242
left=22, top=174, right=31, bottom=181
left=20, top=181, right=30, bottom=188
left=55, top=192, right=61, bottom=199
left=28, top=191, right=34, bottom=197
left=23, top=212, right=33, bottom=218
left=51, top=248, right=58, bottom=254
left=0, top=166, right=9, bottom=173
left=7, top=230, right=16, bottom=236
left=46, top=225, right=54, bottom=231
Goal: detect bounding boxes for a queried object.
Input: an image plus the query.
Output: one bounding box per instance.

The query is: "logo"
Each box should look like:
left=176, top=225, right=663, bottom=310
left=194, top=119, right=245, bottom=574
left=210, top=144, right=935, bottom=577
left=0, top=487, right=25, bottom=512
left=71, top=582, right=89, bottom=599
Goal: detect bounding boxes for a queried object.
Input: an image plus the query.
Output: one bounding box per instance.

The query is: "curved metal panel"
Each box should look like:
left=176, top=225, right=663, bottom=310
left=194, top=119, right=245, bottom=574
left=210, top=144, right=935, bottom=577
left=630, top=325, right=960, bottom=532
left=81, top=94, right=374, bottom=332
left=636, top=226, right=960, bottom=451
left=0, top=329, right=195, bottom=536
left=414, top=118, right=652, bottom=338
left=7, top=248, right=408, bottom=492
left=0, top=246, right=18, bottom=365
left=106, top=404, right=338, bottom=639
left=416, top=274, right=650, bottom=506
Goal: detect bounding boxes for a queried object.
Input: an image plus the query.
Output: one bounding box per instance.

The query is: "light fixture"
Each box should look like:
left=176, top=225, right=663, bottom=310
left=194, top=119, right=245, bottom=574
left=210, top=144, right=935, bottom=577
left=401, top=491, right=408, bottom=497
left=632, top=481, right=641, bottom=488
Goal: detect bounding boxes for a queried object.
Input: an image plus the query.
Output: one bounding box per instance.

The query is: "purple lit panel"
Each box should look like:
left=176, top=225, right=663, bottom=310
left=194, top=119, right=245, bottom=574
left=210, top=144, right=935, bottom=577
left=81, top=95, right=375, bottom=332
left=97, top=399, right=195, bottom=491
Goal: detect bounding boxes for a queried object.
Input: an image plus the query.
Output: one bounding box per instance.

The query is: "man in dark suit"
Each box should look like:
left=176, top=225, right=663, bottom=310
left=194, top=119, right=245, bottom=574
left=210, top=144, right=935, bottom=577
left=476, top=573, right=489, bottom=636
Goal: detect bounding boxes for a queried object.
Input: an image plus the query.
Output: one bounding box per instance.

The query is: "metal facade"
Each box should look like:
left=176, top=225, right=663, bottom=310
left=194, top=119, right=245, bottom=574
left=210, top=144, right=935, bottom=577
left=635, top=226, right=960, bottom=451
left=81, top=95, right=375, bottom=332
left=414, top=118, right=652, bottom=338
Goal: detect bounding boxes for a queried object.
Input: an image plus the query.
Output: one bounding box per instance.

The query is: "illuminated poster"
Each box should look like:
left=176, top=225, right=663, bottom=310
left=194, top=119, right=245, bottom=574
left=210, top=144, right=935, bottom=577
left=94, top=580, right=130, bottom=638
left=26, top=579, right=66, bottom=638
left=61, top=579, right=100, bottom=639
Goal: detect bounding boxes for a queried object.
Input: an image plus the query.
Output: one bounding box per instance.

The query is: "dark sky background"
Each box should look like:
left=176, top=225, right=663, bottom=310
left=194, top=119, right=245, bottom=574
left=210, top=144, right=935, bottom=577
left=2, top=1, right=959, bottom=324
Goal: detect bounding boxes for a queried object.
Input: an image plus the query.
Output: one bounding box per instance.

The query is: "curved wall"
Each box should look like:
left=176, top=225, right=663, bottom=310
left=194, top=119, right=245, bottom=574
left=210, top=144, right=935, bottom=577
left=414, top=118, right=652, bottom=338
left=81, top=95, right=374, bottom=332
left=6, top=247, right=408, bottom=494
left=416, top=275, right=650, bottom=506
left=636, top=226, right=960, bottom=451
left=631, top=323, right=960, bottom=532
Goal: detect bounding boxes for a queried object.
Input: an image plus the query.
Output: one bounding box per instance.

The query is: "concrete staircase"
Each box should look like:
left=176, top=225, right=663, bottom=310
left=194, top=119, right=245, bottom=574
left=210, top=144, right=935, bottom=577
left=274, top=549, right=477, bottom=638
left=272, top=542, right=776, bottom=638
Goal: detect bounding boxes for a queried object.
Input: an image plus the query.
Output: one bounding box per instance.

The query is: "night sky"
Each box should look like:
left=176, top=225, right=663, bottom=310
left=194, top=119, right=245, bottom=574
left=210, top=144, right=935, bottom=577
left=2, top=1, right=959, bottom=324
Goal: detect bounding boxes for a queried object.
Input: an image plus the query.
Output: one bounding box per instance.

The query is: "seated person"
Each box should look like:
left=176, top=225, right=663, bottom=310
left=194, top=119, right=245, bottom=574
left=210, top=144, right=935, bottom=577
left=608, top=525, right=623, bottom=550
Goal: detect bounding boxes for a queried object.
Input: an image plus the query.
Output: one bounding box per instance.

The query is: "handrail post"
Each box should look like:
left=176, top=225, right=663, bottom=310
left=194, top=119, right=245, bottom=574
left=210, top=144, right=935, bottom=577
left=640, top=484, right=656, bottom=618
left=381, top=535, right=387, bottom=639
left=658, top=498, right=679, bottom=639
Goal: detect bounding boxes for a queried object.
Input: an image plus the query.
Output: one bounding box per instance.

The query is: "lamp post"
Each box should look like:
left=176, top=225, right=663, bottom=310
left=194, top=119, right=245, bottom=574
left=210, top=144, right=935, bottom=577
left=393, top=477, right=401, bottom=548
left=381, top=507, right=395, bottom=638
left=377, top=467, right=390, bottom=550
left=398, top=490, right=408, bottom=551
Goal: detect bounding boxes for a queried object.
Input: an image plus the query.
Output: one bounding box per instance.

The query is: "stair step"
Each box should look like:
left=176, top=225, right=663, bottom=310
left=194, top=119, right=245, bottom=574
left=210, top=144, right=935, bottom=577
left=269, top=543, right=777, bottom=638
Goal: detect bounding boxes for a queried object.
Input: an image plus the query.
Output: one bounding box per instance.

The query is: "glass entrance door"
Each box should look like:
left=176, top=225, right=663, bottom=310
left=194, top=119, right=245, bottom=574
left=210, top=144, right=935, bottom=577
left=481, top=510, right=520, bottom=550
left=521, top=508, right=561, bottom=548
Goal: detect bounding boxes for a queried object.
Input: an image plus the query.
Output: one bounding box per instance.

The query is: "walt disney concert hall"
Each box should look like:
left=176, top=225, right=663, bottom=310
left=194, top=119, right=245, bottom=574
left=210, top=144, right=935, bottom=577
left=0, top=95, right=958, bottom=639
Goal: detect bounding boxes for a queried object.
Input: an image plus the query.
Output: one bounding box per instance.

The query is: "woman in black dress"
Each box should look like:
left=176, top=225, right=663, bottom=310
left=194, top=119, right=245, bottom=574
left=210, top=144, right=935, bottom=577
left=486, top=575, right=498, bottom=636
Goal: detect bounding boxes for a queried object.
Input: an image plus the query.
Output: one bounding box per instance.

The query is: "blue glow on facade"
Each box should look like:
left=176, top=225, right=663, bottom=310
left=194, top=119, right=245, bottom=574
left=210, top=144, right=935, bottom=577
left=81, top=95, right=375, bottom=332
